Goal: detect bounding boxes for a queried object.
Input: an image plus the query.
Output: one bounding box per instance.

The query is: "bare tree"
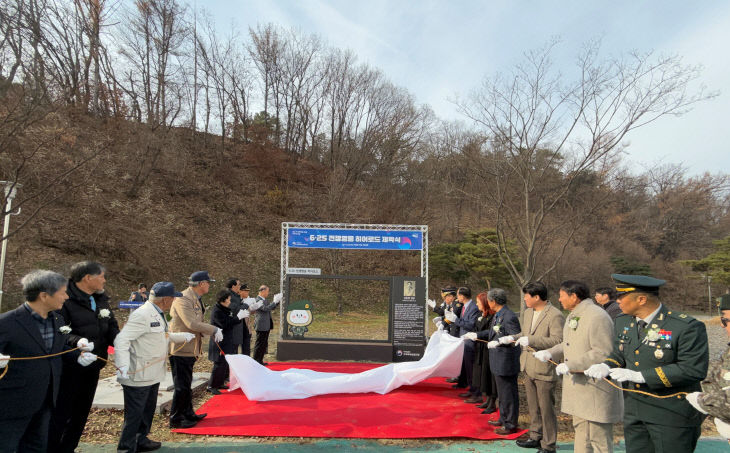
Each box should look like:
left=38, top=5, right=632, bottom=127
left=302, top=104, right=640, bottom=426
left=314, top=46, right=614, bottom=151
left=457, top=40, right=716, bottom=308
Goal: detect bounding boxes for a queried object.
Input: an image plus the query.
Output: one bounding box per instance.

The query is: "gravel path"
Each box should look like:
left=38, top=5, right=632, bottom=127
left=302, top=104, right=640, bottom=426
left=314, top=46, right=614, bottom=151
left=705, top=319, right=727, bottom=361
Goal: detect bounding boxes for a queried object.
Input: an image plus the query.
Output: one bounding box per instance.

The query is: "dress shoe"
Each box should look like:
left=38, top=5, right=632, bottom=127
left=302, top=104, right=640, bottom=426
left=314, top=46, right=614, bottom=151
left=190, top=412, right=207, bottom=421
left=220, top=384, right=229, bottom=389
left=481, top=407, right=497, bottom=414
left=137, top=439, right=162, bottom=452
left=488, top=420, right=502, bottom=427
left=464, top=396, right=483, bottom=404
left=495, top=426, right=518, bottom=435
left=451, top=384, right=466, bottom=389
left=169, top=418, right=197, bottom=429
left=458, top=392, right=472, bottom=398
left=536, top=449, right=556, bottom=453
left=206, top=387, right=221, bottom=395
left=445, top=377, right=458, bottom=383
left=515, top=438, right=541, bottom=448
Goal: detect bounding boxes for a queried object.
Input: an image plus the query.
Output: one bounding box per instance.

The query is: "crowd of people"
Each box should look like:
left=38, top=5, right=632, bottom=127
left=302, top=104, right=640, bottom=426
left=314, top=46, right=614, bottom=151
left=429, top=275, right=730, bottom=453
left=0, top=262, right=281, bottom=453
left=1, top=261, right=729, bottom=453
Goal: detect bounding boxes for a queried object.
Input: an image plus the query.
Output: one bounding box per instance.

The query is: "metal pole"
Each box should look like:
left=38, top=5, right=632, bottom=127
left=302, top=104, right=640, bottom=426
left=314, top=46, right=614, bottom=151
left=708, top=275, right=713, bottom=316
left=0, top=182, right=21, bottom=311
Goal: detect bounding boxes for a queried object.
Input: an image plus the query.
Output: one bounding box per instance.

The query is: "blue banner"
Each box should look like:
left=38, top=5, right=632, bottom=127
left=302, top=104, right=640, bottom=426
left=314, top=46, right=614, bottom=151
left=288, top=228, right=423, bottom=250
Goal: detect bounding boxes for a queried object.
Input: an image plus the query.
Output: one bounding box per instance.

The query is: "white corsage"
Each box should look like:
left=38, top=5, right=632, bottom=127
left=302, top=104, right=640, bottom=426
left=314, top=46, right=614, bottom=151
left=59, top=325, right=72, bottom=334
left=645, top=328, right=660, bottom=342
left=493, top=324, right=501, bottom=333
left=568, top=317, right=580, bottom=330
left=723, top=371, right=730, bottom=381
left=478, top=316, right=483, bottom=322
left=98, top=308, right=111, bottom=319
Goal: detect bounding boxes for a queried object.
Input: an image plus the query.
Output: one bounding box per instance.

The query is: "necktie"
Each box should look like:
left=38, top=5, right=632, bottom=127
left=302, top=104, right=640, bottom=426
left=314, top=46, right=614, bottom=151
left=638, top=319, right=647, bottom=336
left=461, top=303, right=466, bottom=316
left=89, top=295, right=96, bottom=312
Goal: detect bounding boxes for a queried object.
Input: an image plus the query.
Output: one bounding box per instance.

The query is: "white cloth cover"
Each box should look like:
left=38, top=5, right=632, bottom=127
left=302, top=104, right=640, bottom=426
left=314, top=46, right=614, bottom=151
left=225, top=331, right=465, bottom=401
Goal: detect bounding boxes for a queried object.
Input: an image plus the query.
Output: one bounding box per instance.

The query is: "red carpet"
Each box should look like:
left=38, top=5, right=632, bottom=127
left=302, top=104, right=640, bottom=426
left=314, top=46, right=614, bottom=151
left=174, top=361, right=527, bottom=439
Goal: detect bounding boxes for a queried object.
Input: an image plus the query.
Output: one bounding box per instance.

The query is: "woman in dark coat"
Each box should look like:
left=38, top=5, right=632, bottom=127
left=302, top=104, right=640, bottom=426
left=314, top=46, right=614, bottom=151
left=207, top=290, right=242, bottom=394
left=473, top=292, right=498, bottom=413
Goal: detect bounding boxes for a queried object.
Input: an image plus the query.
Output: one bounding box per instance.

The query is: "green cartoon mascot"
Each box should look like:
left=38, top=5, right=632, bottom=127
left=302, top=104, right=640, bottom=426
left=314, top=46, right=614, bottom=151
left=286, top=300, right=313, bottom=338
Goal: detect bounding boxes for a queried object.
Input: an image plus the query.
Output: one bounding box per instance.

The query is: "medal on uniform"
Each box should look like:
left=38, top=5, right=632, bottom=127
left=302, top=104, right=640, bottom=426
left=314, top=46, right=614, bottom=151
left=619, top=344, right=624, bottom=351
left=654, top=349, right=664, bottom=359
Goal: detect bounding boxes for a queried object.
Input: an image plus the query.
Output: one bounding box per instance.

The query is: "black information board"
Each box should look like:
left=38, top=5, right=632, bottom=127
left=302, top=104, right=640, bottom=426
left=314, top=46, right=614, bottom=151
left=390, top=276, right=426, bottom=362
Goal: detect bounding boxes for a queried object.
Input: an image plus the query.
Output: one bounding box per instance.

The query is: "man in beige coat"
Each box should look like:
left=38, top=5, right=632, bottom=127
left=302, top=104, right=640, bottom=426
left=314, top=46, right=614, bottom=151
left=535, top=280, right=623, bottom=453
left=502, top=282, right=564, bottom=453
left=168, top=271, right=221, bottom=428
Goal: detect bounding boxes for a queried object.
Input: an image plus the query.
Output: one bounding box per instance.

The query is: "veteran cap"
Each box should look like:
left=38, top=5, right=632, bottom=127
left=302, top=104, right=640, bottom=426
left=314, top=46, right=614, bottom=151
left=189, top=270, right=215, bottom=283
left=612, top=273, right=666, bottom=297
left=150, top=281, right=183, bottom=298
left=719, top=293, right=730, bottom=311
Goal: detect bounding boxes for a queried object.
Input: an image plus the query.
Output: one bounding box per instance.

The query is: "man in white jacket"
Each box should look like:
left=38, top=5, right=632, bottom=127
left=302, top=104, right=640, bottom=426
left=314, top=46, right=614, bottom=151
left=114, top=282, right=195, bottom=452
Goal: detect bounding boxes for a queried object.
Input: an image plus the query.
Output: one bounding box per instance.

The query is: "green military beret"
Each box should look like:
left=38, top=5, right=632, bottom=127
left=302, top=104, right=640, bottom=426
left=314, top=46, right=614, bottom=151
left=719, top=293, right=730, bottom=311
left=612, top=273, right=666, bottom=297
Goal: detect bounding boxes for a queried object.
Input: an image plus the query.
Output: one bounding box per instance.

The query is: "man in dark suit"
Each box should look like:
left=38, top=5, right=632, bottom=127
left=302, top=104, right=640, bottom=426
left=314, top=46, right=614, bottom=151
left=0, top=270, right=96, bottom=453
left=466, top=287, right=521, bottom=435
left=445, top=287, right=480, bottom=400
left=49, top=261, right=120, bottom=453
left=252, top=285, right=281, bottom=365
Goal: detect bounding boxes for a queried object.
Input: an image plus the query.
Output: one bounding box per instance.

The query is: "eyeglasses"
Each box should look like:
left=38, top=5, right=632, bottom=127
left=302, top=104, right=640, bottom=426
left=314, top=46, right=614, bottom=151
left=721, top=317, right=730, bottom=327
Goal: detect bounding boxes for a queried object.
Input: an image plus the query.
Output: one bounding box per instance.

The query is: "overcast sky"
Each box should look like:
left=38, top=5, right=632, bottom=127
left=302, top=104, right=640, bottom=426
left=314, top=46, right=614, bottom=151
left=209, top=1, right=730, bottom=175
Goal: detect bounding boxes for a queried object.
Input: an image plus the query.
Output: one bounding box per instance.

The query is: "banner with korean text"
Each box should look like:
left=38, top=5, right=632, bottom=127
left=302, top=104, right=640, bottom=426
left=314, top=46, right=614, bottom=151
left=287, top=228, right=423, bottom=250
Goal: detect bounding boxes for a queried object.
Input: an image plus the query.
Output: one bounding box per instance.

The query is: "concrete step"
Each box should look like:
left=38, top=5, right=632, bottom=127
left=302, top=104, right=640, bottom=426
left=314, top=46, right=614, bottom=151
left=92, top=372, right=211, bottom=414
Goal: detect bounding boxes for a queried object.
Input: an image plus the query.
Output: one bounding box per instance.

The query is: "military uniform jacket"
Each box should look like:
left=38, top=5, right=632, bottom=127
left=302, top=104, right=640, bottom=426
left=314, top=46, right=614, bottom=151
left=444, top=301, right=463, bottom=337
left=604, top=304, right=709, bottom=426
left=169, top=287, right=218, bottom=357
left=547, top=299, right=623, bottom=423
left=699, top=344, right=730, bottom=422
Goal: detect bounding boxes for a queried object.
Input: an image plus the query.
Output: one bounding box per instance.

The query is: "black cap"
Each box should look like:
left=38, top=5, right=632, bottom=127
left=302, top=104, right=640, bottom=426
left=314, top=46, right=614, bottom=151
left=441, top=286, right=457, bottom=296
left=612, top=273, right=665, bottom=297
left=240, top=283, right=250, bottom=291
left=719, top=294, right=730, bottom=311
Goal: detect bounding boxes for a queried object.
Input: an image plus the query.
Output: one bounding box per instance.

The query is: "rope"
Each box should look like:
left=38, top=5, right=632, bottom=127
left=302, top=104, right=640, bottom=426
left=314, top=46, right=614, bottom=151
left=0, top=336, right=206, bottom=380
left=473, top=338, right=689, bottom=399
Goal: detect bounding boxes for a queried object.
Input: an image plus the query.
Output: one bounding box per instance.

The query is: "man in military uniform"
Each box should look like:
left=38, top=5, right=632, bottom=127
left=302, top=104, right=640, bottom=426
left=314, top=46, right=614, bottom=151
left=686, top=292, right=730, bottom=439
left=429, top=287, right=465, bottom=386
left=585, top=274, right=709, bottom=453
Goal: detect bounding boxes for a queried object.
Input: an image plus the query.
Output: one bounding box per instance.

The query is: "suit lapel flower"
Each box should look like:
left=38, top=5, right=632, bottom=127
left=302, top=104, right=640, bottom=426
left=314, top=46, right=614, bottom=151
left=568, top=316, right=580, bottom=330
left=59, top=325, right=72, bottom=334
left=98, top=308, right=111, bottom=319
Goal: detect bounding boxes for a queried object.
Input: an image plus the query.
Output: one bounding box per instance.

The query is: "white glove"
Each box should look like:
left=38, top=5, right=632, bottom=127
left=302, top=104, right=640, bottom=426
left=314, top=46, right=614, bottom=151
left=437, top=322, right=445, bottom=331
left=463, top=332, right=477, bottom=341
left=555, top=363, right=570, bottom=376
left=116, top=365, right=129, bottom=380
left=516, top=336, right=529, bottom=347
left=0, top=353, right=9, bottom=369
left=77, top=352, right=97, bottom=367
left=609, top=368, right=645, bottom=383
left=427, top=299, right=436, bottom=309
left=685, top=392, right=708, bottom=415
left=585, top=363, right=611, bottom=380
left=487, top=340, right=499, bottom=349
left=250, top=300, right=264, bottom=311
left=533, top=350, right=552, bottom=363
left=237, top=309, right=250, bottom=320
left=214, top=328, right=224, bottom=343
left=432, top=316, right=443, bottom=325
left=444, top=310, right=457, bottom=323
left=168, top=332, right=196, bottom=343
left=273, top=293, right=283, bottom=304
left=715, top=418, right=730, bottom=439
left=77, top=338, right=94, bottom=352
left=499, top=335, right=515, bottom=345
